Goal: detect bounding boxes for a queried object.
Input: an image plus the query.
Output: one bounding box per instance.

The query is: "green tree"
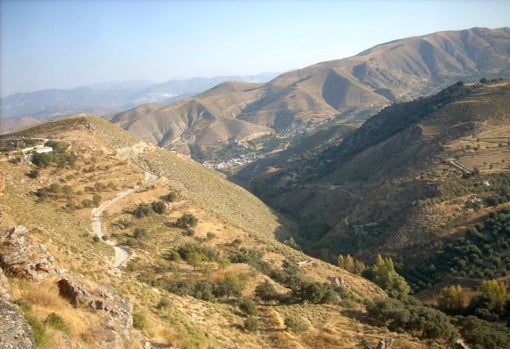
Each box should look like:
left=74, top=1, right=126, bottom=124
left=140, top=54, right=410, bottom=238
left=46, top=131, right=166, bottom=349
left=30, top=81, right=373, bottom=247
left=238, top=298, right=258, bottom=315
left=255, top=280, right=279, bottom=304
left=338, top=254, right=365, bottom=274
left=176, top=213, right=198, bottom=228
left=437, top=284, right=465, bottom=314
left=214, top=273, right=244, bottom=299
left=133, top=203, right=152, bottom=218
left=187, top=251, right=205, bottom=270
left=372, top=255, right=410, bottom=299
left=151, top=200, right=166, bottom=214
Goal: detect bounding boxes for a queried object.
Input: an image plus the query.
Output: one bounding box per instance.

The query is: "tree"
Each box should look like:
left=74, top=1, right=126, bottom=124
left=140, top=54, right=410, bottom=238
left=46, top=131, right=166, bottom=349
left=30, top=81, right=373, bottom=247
left=133, top=203, right=152, bottom=218
left=187, top=251, right=205, bottom=270
left=214, top=273, right=244, bottom=299
left=176, top=213, right=198, bottom=228
left=92, top=194, right=101, bottom=206
left=238, top=298, right=258, bottom=315
left=479, top=279, right=507, bottom=312
left=468, top=279, right=508, bottom=320
left=371, top=255, right=410, bottom=299
left=437, top=284, right=465, bottom=314
left=151, top=200, right=166, bottom=214
left=255, top=280, right=278, bottom=304
left=338, top=254, right=365, bottom=274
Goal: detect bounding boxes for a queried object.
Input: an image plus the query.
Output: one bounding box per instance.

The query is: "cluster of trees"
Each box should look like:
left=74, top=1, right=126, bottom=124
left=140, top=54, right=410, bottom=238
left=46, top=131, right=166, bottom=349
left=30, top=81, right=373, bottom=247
left=132, top=200, right=167, bottom=218
left=403, top=208, right=510, bottom=291
left=366, top=297, right=457, bottom=343
left=154, top=272, right=248, bottom=302
left=337, top=254, right=365, bottom=275
left=438, top=280, right=510, bottom=323
left=338, top=254, right=410, bottom=300
left=161, top=243, right=341, bottom=306
left=31, top=141, right=76, bottom=168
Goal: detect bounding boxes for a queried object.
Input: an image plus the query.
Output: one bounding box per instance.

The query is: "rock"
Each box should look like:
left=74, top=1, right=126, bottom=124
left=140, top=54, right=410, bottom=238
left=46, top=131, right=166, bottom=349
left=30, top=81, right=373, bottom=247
left=0, top=267, right=10, bottom=299
left=58, top=276, right=133, bottom=343
left=0, top=226, right=63, bottom=281
left=0, top=298, right=36, bottom=349
left=327, top=276, right=346, bottom=289
left=57, top=277, right=92, bottom=307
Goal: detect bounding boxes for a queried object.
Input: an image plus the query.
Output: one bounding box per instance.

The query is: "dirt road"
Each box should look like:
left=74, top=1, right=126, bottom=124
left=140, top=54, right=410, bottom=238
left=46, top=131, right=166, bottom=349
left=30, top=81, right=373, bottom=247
left=91, top=172, right=158, bottom=267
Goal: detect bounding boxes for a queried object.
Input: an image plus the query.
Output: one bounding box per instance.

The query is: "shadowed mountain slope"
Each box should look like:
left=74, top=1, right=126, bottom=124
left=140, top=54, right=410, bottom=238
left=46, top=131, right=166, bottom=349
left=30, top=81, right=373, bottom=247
left=237, top=79, right=510, bottom=275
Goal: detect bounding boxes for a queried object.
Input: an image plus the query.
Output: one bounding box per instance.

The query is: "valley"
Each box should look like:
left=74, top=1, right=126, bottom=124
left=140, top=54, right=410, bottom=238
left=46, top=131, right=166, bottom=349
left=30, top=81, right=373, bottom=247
left=1, top=26, right=510, bottom=349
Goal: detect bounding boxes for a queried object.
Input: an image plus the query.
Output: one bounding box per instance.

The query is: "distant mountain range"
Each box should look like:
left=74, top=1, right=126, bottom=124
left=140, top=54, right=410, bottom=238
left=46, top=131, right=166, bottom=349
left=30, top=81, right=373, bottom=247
left=108, top=27, right=510, bottom=158
left=0, top=73, right=279, bottom=132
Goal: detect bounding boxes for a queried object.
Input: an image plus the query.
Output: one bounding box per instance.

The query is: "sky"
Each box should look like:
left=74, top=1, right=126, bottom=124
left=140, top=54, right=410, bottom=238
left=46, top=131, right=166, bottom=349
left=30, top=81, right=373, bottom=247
left=1, top=0, right=509, bottom=97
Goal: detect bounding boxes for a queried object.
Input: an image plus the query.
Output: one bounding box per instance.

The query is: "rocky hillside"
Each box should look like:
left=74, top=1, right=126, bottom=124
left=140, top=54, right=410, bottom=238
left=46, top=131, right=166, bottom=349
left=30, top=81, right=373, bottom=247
left=3, top=115, right=454, bottom=349
left=109, top=27, right=510, bottom=162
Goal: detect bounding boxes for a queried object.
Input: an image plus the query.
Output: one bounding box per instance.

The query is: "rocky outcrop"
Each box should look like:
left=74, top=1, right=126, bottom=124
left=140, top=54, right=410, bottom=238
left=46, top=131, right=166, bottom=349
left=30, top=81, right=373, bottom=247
left=0, top=226, right=63, bottom=281
left=0, top=298, right=35, bottom=349
left=57, top=277, right=92, bottom=306
left=58, top=276, right=133, bottom=343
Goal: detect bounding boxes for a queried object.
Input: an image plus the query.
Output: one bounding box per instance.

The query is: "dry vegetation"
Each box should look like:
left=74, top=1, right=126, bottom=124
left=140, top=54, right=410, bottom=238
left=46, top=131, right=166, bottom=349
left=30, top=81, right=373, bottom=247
left=0, top=115, right=437, bottom=348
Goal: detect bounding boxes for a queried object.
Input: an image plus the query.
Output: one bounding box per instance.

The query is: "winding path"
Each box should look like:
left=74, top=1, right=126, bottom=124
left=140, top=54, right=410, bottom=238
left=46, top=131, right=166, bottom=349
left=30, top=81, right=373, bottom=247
left=91, top=172, right=159, bottom=267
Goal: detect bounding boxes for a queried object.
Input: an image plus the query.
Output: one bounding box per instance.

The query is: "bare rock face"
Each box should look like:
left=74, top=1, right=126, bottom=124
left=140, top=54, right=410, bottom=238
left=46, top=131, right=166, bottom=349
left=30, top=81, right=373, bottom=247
left=0, top=298, right=36, bottom=349
left=0, top=226, right=63, bottom=281
left=58, top=276, right=133, bottom=344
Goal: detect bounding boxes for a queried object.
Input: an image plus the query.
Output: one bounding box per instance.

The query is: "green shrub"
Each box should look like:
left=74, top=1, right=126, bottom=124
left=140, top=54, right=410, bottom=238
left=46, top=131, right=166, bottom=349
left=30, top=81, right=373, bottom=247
left=244, top=316, right=259, bottom=332
left=45, top=313, right=69, bottom=334
left=176, top=213, right=198, bottom=228
left=133, top=227, right=148, bottom=239
left=238, top=298, right=258, bottom=315
left=151, top=200, right=166, bottom=214
left=132, top=312, right=148, bottom=329
left=284, top=315, right=308, bottom=333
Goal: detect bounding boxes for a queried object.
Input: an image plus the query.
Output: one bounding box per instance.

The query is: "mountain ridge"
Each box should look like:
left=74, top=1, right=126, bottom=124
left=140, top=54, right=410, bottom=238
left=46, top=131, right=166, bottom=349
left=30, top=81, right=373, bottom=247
left=109, top=27, right=510, bottom=162
left=0, top=73, right=279, bottom=132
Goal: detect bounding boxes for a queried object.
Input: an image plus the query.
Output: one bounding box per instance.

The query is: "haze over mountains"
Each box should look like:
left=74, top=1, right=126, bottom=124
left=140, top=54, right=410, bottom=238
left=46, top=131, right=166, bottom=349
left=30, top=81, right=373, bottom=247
left=107, top=27, right=510, bottom=158
left=0, top=73, right=278, bottom=132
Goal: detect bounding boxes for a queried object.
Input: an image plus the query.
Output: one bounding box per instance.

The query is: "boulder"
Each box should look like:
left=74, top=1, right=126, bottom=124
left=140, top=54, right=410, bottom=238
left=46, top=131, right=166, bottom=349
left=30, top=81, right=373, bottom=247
left=0, top=226, right=63, bottom=281
left=58, top=276, right=133, bottom=342
left=0, top=298, right=35, bottom=349
left=57, top=277, right=92, bottom=307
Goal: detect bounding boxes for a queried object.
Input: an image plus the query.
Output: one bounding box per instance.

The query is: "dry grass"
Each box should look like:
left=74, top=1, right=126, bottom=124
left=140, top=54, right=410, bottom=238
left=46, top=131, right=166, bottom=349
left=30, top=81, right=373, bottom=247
left=0, top=115, right=437, bottom=348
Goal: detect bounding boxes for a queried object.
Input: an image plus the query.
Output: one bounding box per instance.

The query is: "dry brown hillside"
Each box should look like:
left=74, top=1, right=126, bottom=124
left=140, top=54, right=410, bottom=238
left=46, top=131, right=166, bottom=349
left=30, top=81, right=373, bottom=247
left=109, top=27, right=510, bottom=165
left=1, top=115, right=445, bottom=349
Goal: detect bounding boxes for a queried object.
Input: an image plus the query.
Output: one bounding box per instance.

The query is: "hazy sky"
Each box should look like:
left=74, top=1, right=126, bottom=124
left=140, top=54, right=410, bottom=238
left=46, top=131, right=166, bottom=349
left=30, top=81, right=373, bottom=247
left=1, top=0, right=509, bottom=96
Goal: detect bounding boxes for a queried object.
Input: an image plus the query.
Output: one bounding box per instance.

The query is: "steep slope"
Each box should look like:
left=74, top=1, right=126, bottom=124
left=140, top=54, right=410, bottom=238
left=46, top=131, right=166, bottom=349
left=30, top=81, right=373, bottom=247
left=110, top=27, right=510, bottom=164
left=4, top=115, right=449, bottom=349
left=240, top=79, right=510, bottom=277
